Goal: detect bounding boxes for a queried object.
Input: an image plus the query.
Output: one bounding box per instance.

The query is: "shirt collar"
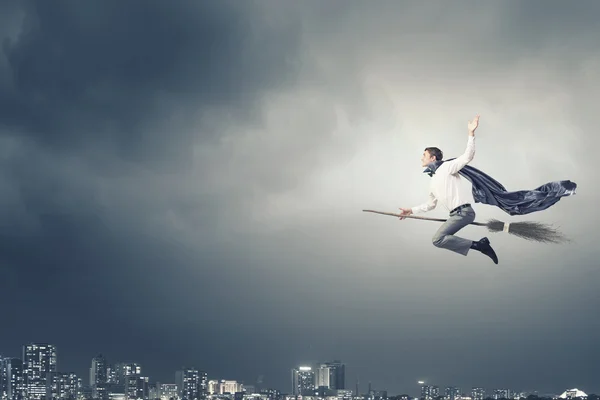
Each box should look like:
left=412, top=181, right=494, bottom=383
left=423, top=160, right=444, bottom=177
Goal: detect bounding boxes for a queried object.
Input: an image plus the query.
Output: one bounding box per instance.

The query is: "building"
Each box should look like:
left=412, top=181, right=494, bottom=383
left=175, top=369, right=199, bottom=400
left=558, top=389, right=587, bottom=399
left=198, top=372, right=208, bottom=399
left=291, top=367, right=315, bottom=396
left=50, top=372, right=81, bottom=400
left=125, top=375, right=149, bottom=400
left=117, top=364, right=142, bottom=384
left=421, top=386, right=440, bottom=400
left=22, top=343, right=58, bottom=400
left=471, top=388, right=485, bottom=400
left=91, top=355, right=108, bottom=399
left=316, top=361, right=345, bottom=391
left=2, top=358, right=26, bottom=400
left=157, top=384, right=179, bottom=400
left=445, top=387, right=460, bottom=400
left=220, top=381, right=243, bottom=395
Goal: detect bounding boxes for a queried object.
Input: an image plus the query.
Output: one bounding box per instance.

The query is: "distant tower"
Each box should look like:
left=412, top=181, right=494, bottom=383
left=291, top=366, right=315, bottom=396
left=2, top=358, right=26, bottom=400
left=90, top=354, right=108, bottom=399
left=22, top=343, right=57, bottom=400
left=175, top=368, right=200, bottom=400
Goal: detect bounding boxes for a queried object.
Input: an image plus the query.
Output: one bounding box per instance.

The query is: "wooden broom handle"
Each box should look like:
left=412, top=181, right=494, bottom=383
left=362, top=209, right=488, bottom=227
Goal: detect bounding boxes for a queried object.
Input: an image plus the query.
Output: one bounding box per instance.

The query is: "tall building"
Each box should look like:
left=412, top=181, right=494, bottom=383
left=157, top=384, right=178, bottom=400
left=291, top=366, right=314, bottom=396
left=445, top=387, right=460, bottom=400
left=90, top=355, right=108, bottom=399
left=2, top=357, right=26, bottom=400
left=50, top=372, right=81, bottom=400
left=175, top=369, right=199, bottom=400
left=102, top=361, right=142, bottom=398
left=22, top=343, right=58, bottom=400
left=106, top=365, right=119, bottom=384
left=116, top=364, right=142, bottom=384
left=1, top=357, right=6, bottom=400
left=494, top=390, right=510, bottom=400
left=421, top=385, right=439, bottom=400
left=472, top=388, right=486, bottom=400
left=197, top=372, right=208, bottom=400
left=316, top=366, right=329, bottom=389
left=125, top=376, right=149, bottom=400
left=316, top=361, right=345, bottom=391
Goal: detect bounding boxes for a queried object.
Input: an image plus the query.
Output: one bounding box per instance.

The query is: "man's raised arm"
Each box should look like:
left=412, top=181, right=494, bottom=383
left=445, top=115, right=479, bottom=174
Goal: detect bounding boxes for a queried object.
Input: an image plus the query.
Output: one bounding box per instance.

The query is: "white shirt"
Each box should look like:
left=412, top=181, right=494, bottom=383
left=411, top=136, right=476, bottom=214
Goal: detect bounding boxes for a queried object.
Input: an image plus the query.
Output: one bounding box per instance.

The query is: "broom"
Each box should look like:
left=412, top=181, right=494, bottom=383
left=362, top=209, right=570, bottom=244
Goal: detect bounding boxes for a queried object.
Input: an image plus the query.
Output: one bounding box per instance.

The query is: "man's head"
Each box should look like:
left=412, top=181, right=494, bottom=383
left=421, top=147, right=443, bottom=167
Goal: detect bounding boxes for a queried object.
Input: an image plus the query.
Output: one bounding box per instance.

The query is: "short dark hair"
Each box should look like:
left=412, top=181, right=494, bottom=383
left=424, top=147, right=443, bottom=161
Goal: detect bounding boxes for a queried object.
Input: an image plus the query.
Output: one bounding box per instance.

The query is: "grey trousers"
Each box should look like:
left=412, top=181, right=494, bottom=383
left=431, top=205, right=476, bottom=256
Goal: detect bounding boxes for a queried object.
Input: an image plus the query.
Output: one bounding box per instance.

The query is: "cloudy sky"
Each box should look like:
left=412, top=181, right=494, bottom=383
left=1, top=0, right=599, bottom=396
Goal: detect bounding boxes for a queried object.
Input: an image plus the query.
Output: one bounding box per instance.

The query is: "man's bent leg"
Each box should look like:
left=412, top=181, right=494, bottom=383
left=431, top=207, right=476, bottom=256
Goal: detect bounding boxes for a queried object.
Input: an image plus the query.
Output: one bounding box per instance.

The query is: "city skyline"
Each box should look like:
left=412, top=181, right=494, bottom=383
left=1, top=0, right=599, bottom=396
left=1, top=344, right=596, bottom=398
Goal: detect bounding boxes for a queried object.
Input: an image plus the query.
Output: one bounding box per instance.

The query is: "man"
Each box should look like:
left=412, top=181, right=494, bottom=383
left=398, top=115, right=499, bottom=264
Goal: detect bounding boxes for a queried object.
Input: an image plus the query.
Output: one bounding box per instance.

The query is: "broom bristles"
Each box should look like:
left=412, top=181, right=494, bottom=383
left=485, top=219, right=570, bottom=244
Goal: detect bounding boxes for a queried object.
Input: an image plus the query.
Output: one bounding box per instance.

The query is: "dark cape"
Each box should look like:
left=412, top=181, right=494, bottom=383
left=424, top=159, right=577, bottom=216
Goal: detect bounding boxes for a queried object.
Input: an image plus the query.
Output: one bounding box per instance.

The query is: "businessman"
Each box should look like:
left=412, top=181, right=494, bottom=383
left=398, top=115, right=499, bottom=264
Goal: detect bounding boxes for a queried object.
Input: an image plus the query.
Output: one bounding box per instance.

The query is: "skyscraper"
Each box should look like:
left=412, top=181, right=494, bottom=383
left=421, top=385, right=439, bottom=400
left=316, top=365, right=329, bottom=389
left=445, top=387, right=460, bottom=400
left=1, top=358, right=26, bottom=400
left=316, top=361, right=345, bottom=391
left=198, top=372, right=208, bottom=400
left=50, top=372, right=81, bottom=400
left=125, top=375, right=149, bottom=400
left=472, top=388, right=486, bottom=400
left=1, top=357, right=6, bottom=400
left=175, top=368, right=199, bottom=400
left=494, top=389, right=510, bottom=400
left=157, top=384, right=178, bottom=400
left=291, top=366, right=315, bottom=396
left=106, top=365, right=119, bottom=384
left=22, top=343, right=57, bottom=400
left=109, top=363, right=142, bottom=388
left=90, top=355, right=108, bottom=399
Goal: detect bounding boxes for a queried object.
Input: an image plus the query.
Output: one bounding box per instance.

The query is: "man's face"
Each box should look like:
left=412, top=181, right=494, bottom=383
left=421, top=150, right=435, bottom=167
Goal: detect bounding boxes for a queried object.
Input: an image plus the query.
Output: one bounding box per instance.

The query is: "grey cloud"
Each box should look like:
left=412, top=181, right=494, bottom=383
left=0, top=0, right=301, bottom=168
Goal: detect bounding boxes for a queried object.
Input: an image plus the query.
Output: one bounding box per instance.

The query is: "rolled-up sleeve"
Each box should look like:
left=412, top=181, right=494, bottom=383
left=411, top=191, right=437, bottom=214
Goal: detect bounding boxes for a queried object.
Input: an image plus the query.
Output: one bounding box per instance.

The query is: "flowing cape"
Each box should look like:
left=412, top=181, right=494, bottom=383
left=424, top=159, right=577, bottom=216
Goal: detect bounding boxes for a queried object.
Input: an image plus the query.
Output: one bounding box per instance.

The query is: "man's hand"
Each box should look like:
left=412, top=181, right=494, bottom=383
left=398, top=207, right=413, bottom=220
left=468, top=114, right=480, bottom=135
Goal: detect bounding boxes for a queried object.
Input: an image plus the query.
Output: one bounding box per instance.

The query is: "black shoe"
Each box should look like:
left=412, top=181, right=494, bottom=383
left=473, top=237, right=498, bottom=264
